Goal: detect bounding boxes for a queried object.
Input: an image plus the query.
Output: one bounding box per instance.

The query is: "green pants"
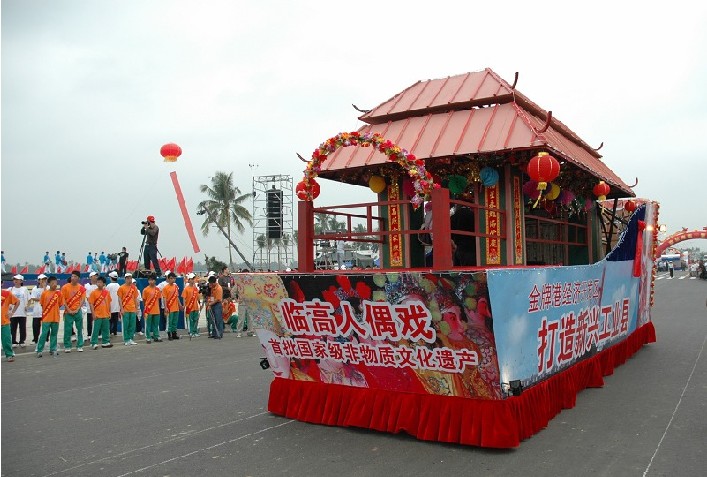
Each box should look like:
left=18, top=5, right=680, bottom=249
left=91, top=318, right=111, bottom=345
left=2, top=324, right=14, bottom=358
left=167, top=311, right=179, bottom=332
left=63, top=311, right=84, bottom=349
left=227, top=315, right=238, bottom=331
left=122, top=312, right=137, bottom=343
left=145, top=314, right=160, bottom=341
left=187, top=311, right=199, bottom=335
left=36, top=322, right=59, bottom=353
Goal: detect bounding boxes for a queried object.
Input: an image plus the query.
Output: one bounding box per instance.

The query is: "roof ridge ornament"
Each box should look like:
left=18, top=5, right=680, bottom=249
left=536, top=111, right=553, bottom=133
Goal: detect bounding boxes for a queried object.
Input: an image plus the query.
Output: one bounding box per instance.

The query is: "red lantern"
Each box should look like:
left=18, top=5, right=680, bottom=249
left=593, top=181, right=611, bottom=201
left=624, top=200, right=637, bottom=212
left=527, top=152, right=560, bottom=192
left=160, top=143, right=182, bottom=162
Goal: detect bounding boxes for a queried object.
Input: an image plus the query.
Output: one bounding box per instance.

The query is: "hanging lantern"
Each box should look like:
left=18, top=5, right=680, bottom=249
left=593, top=181, right=611, bottom=201
left=527, top=152, right=560, bottom=192
left=160, top=143, right=182, bottom=162
left=368, top=175, right=386, bottom=194
left=447, top=175, right=468, bottom=195
left=545, top=182, right=561, bottom=201
left=625, top=199, right=637, bottom=212
left=479, top=167, right=499, bottom=187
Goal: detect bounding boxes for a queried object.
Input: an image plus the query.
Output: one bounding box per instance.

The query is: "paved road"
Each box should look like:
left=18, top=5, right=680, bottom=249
left=2, top=271, right=706, bottom=477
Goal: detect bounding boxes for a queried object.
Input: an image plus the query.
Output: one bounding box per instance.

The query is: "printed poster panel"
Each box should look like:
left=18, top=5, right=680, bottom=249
left=487, top=260, right=639, bottom=387
left=233, top=271, right=502, bottom=399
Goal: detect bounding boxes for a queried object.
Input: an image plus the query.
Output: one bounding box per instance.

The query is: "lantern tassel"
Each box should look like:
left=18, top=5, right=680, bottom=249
left=533, top=181, right=548, bottom=208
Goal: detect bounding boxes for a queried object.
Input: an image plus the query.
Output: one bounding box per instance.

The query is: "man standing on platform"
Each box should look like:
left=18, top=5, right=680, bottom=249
left=36, top=276, right=64, bottom=357
left=117, top=272, right=139, bottom=346
left=43, top=252, right=52, bottom=272
left=118, top=247, right=129, bottom=277
left=61, top=270, right=85, bottom=352
left=141, top=215, right=162, bottom=276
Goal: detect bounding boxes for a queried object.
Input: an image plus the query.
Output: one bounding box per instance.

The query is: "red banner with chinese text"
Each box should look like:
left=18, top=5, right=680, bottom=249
left=485, top=184, right=501, bottom=265
left=513, top=176, right=524, bottom=264
left=387, top=184, right=403, bottom=267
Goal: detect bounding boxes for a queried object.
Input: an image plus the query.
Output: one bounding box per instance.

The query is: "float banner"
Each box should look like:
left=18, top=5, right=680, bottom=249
left=487, top=260, right=639, bottom=387
left=234, top=272, right=502, bottom=399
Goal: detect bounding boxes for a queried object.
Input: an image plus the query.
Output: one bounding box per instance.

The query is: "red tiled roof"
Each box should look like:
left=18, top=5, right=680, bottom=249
left=318, top=68, right=634, bottom=197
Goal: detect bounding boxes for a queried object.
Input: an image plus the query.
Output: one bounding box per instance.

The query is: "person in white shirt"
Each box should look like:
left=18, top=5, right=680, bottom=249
left=8, top=274, right=30, bottom=348
left=84, top=272, right=99, bottom=337
left=106, top=271, right=121, bottom=336
left=157, top=271, right=170, bottom=337
left=29, top=274, right=49, bottom=344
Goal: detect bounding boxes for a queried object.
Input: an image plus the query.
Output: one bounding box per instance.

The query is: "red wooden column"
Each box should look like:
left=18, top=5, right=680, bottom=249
left=298, top=200, right=314, bottom=272
left=431, top=187, right=453, bottom=270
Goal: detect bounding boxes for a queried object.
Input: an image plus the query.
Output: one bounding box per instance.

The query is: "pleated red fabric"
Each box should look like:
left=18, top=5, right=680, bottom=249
left=268, top=321, right=656, bottom=448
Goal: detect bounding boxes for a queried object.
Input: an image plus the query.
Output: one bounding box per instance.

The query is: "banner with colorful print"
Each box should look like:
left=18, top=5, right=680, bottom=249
left=234, top=271, right=502, bottom=399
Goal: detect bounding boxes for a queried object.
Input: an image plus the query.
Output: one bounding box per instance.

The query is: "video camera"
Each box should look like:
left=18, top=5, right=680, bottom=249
left=198, top=281, right=211, bottom=297
left=107, top=253, right=118, bottom=261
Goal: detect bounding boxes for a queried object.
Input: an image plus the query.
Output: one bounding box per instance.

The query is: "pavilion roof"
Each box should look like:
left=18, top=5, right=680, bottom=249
left=318, top=68, right=634, bottom=198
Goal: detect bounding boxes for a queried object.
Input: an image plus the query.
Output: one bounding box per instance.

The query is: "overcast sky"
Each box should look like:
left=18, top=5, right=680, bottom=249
left=2, top=0, right=707, bottom=266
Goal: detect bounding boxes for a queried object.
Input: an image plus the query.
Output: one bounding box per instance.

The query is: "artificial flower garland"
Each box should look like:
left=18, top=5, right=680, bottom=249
left=298, top=131, right=438, bottom=209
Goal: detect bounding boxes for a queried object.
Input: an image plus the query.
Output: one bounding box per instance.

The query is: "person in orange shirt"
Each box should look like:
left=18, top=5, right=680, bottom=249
left=222, top=296, right=238, bottom=333
left=206, top=275, right=224, bottom=339
left=61, top=270, right=86, bottom=352
left=181, top=273, right=201, bottom=337
left=142, top=274, right=163, bottom=343
left=162, top=272, right=183, bottom=341
left=89, top=276, right=113, bottom=349
left=117, top=272, right=140, bottom=346
left=2, top=288, right=20, bottom=362
left=36, top=276, right=65, bottom=357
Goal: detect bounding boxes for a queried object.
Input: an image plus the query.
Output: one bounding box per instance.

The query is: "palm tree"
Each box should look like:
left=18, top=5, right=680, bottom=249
left=256, top=234, right=266, bottom=270
left=198, top=171, right=253, bottom=267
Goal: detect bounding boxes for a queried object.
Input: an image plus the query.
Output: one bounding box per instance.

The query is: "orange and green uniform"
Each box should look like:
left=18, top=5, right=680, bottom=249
left=117, top=283, right=139, bottom=343
left=142, top=286, right=161, bottom=341
left=36, top=289, right=64, bottom=354
left=181, top=284, right=200, bottom=336
left=61, top=283, right=86, bottom=349
left=162, top=282, right=181, bottom=333
left=89, top=289, right=112, bottom=346
left=2, top=290, right=20, bottom=358
left=223, top=301, right=238, bottom=331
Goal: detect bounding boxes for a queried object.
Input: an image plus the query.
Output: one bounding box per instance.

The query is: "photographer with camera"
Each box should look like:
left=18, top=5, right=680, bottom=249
left=141, top=215, right=162, bottom=276
left=206, top=275, right=224, bottom=339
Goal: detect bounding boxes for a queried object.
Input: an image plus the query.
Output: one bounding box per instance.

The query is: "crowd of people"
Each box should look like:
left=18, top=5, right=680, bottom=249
left=1, top=267, right=251, bottom=362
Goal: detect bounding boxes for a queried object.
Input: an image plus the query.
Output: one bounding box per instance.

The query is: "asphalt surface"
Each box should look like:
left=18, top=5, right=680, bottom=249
left=2, top=270, right=706, bottom=477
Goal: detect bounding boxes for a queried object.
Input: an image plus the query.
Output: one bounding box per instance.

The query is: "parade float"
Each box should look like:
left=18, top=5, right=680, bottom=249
left=232, top=68, right=658, bottom=448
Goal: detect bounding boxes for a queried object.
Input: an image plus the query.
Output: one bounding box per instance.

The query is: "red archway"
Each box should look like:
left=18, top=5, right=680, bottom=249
left=654, top=228, right=707, bottom=258
left=297, top=131, right=437, bottom=209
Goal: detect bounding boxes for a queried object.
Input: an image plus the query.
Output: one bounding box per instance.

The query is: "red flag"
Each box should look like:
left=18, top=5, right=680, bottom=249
left=159, top=258, right=167, bottom=271
left=36, top=265, right=46, bottom=274
left=11, top=266, right=17, bottom=274
left=187, top=258, right=194, bottom=273
left=176, top=257, right=186, bottom=275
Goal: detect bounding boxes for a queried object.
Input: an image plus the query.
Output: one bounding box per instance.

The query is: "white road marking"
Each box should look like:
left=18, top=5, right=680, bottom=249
left=41, top=411, right=270, bottom=476
left=642, top=331, right=707, bottom=477
left=115, top=419, right=295, bottom=476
